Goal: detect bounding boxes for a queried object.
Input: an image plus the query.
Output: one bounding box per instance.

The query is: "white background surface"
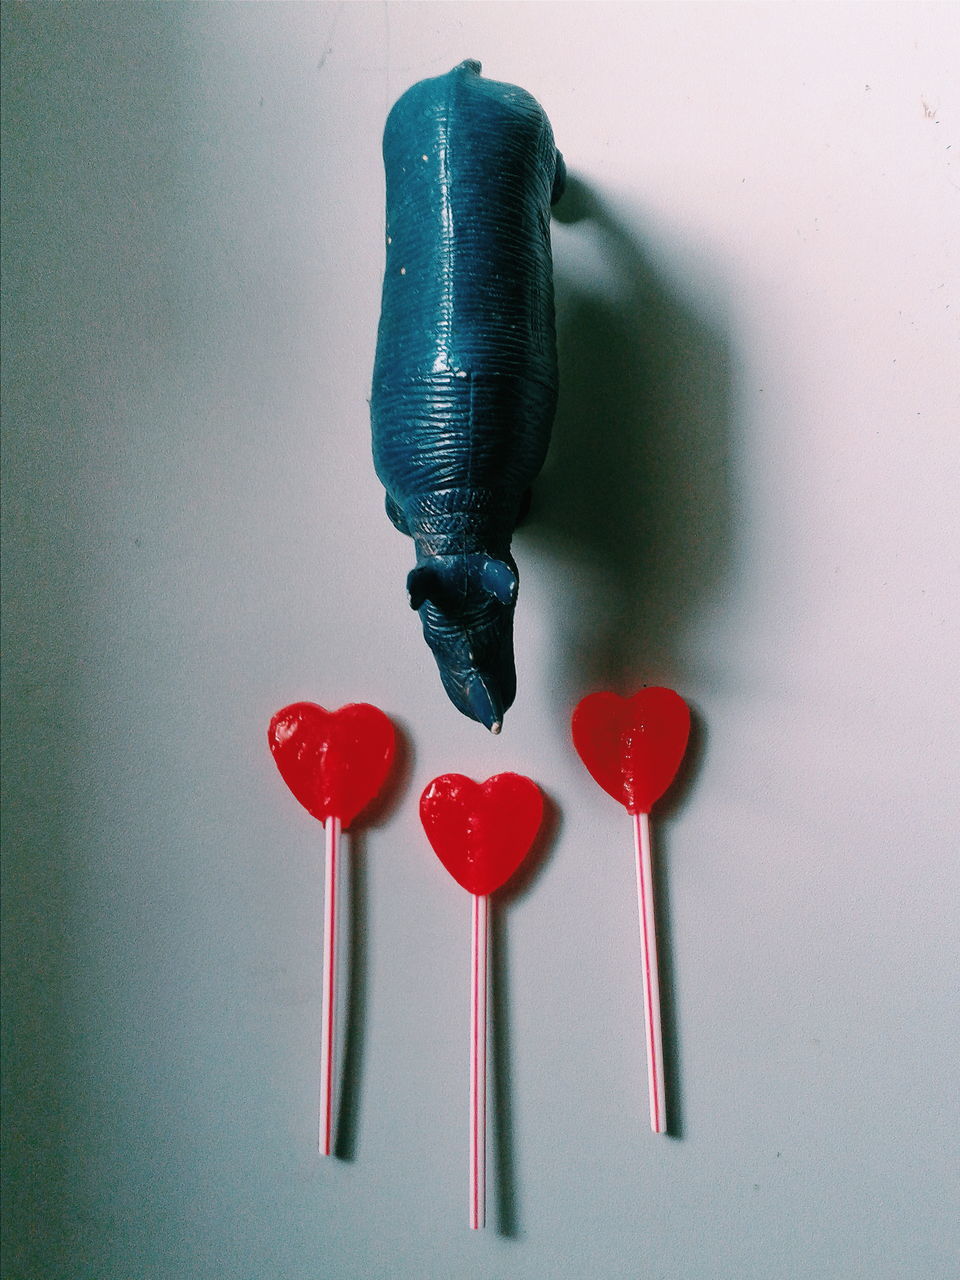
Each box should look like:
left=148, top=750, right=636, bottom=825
left=3, top=3, right=958, bottom=1277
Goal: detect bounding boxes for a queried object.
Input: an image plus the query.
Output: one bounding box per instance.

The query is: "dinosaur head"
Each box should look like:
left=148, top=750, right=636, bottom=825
left=407, top=553, right=519, bottom=732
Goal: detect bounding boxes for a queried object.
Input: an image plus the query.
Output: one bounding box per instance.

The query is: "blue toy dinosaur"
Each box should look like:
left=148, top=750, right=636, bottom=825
left=371, top=60, right=564, bottom=731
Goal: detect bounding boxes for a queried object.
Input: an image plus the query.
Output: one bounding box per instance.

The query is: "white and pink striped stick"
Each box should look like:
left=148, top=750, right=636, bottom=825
left=632, top=811, right=666, bottom=1134
left=319, top=815, right=341, bottom=1156
left=469, top=892, right=488, bottom=1229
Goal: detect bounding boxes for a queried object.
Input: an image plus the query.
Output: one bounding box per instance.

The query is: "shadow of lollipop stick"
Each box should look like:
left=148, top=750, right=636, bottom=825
left=487, top=791, right=561, bottom=1236
left=333, top=721, right=412, bottom=1161
left=334, top=831, right=368, bottom=1161
left=489, top=899, right=519, bottom=1236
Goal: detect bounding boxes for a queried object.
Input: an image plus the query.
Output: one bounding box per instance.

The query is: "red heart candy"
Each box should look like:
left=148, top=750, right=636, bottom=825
left=268, top=702, right=395, bottom=830
left=571, top=688, right=690, bottom=814
left=420, top=773, right=544, bottom=896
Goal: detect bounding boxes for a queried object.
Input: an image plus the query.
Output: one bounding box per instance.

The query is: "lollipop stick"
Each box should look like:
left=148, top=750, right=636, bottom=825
left=470, top=892, right=488, bottom=1229
left=319, top=815, right=341, bottom=1155
left=632, top=811, right=666, bottom=1134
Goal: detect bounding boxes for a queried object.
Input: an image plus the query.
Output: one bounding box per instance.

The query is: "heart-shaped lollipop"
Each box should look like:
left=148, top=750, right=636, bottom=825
left=571, top=687, right=690, bottom=815
left=420, top=772, right=544, bottom=897
left=420, top=770, right=544, bottom=1229
left=268, top=701, right=395, bottom=830
left=267, top=699, right=396, bottom=1155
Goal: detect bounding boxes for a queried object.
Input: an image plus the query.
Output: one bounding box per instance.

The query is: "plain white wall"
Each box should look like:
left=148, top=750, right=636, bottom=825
left=3, top=3, right=958, bottom=1278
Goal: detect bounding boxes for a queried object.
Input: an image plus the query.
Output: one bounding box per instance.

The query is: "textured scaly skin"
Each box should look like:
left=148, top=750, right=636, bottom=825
left=371, top=60, right=564, bottom=729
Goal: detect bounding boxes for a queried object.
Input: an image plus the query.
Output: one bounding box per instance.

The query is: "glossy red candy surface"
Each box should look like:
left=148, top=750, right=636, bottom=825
left=571, top=688, right=690, bottom=815
left=420, top=772, right=543, bottom=896
left=268, top=702, right=395, bottom=830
